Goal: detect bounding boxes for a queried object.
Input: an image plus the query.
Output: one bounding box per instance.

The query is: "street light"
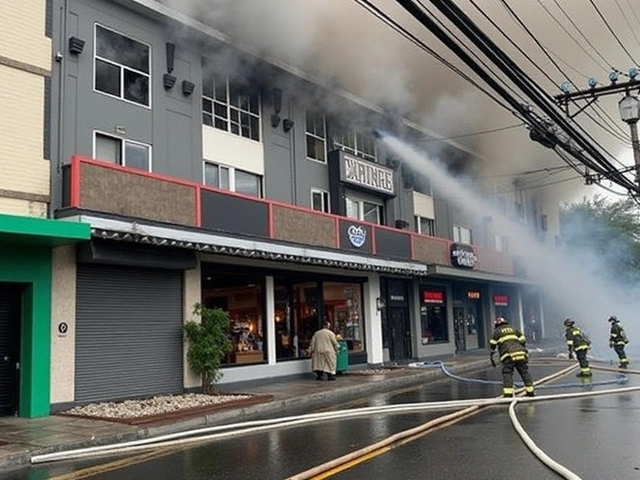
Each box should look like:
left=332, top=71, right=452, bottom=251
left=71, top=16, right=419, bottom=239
left=618, top=94, right=640, bottom=183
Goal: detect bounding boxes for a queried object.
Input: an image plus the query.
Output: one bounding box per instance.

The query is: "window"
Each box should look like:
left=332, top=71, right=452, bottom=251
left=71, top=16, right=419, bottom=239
left=493, top=234, right=509, bottom=252
left=334, top=129, right=376, bottom=161
left=202, top=63, right=260, bottom=141
left=203, top=162, right=262, bottom=197
left=201, top=267, right=265, bottom=366
left=420, top=287, right=448, bottom=344
left=94, top=25, right=150, bottom=106
left=415, top=216, right=436, bottom=236
left=311, top=189, right=330, bottom=213
left=453, top=225, right=472, bottom=244
left=345, top=197, right=384, bottom=224
left=324, top=282, right=364, bottom=353
left=94, top=132, right=151, bottom=171
left=305, top=111, right=327, bottom=163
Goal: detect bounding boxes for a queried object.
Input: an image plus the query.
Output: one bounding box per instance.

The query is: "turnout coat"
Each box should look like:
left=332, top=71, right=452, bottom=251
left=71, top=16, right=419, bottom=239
left=309, top=327, right=339, bottom=374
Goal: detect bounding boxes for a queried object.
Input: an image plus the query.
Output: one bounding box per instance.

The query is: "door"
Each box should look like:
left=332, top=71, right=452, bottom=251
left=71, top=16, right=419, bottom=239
left=76, top=265, right=183, bottom=403
left=453, top=306, right=465, bottom=353
left=464, top=302, right=479, bottom=350
left=0, top=284, right=21, bottom=416
left=389, top=307, right=411, bottom=361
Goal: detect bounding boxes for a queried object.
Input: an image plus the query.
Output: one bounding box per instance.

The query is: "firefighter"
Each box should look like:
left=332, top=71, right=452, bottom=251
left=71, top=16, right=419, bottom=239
left=564, top=318, right=592, bottom=377
left=490, top=317, right=535, bottom=398
left=608, top=315, right=629, bottom=369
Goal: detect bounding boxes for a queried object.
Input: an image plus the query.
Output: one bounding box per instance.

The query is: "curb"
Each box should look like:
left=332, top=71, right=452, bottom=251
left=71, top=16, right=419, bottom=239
left=1, top=359, right=487, bottom=472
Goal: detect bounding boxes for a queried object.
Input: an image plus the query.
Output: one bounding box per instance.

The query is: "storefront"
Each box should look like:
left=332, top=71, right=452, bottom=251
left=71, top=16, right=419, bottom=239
left=419, top=285, right=450, bottom=347
left=201, top=262, right=369, bottom=367
left=451, top=283, right=487, bottom=351
left=0, top=214, right=90, bottom=417
left=380, top=277, right=412, bottom=362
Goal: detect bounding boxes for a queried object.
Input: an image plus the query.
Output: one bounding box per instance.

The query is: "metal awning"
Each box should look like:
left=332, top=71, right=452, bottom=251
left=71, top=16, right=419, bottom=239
left=0, top=213, right=91, bottom=247
left=425, top=264, right=540, bottom=286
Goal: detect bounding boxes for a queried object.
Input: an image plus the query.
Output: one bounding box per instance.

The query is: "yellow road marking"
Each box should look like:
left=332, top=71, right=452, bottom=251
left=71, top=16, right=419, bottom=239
left=46, top=448, right=173, bottom=480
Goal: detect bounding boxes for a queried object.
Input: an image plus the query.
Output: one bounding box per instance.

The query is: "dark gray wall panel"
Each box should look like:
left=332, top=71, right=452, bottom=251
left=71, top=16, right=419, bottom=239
left=75, top=265, right=183, bottom=403
left=375, top=229, right=411, bottom=259
left=201, top=190, right=269, bottom=237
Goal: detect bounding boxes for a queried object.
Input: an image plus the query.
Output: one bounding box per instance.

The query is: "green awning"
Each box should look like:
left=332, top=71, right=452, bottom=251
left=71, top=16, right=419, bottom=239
left=0, top=213, right=91, bottom=247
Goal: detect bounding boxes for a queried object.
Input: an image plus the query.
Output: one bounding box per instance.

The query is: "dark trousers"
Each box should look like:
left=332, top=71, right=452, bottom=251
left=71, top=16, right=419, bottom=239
left=614, top=345, right=629, bottom=365
left=576, top=349, right=591, bottom=375
left=502, top=359, right=534, bottom=394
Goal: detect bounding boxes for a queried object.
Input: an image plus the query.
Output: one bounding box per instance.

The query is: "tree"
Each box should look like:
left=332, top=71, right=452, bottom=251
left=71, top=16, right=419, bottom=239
left=560, top=194, right=640, bottom=283
left=183, top=304, right=233, bottom=394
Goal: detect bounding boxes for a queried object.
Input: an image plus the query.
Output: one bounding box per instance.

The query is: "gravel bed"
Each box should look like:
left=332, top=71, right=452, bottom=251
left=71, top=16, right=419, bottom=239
left=63, top=393, right=252, bottom=419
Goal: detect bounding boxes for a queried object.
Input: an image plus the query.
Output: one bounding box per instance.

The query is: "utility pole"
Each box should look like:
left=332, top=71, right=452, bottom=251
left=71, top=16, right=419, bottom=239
left=555, top=72, right=640, bottom=185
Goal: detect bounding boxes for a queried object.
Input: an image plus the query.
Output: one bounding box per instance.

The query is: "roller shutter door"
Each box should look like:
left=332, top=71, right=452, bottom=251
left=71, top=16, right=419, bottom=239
left=76, top=265, right=183, bottom=403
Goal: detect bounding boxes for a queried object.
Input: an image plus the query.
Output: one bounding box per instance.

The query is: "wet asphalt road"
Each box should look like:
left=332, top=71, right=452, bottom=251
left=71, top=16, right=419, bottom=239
left=9, top=363, right=640, bottom=480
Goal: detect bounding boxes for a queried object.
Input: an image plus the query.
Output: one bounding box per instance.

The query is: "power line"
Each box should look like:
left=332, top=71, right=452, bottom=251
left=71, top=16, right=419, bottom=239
left=352, top=0, right=518, bottom=115
left=624, top=0, right=640, bottom=32
left=416, top=123, right=525, bottom=142
left=614, top=0, right=640, bottom=53
left=588, top=0, right=639, bottom=66
left=551, top=0, right=625, bottom=75
left=534, top=0, right=609, bottom=75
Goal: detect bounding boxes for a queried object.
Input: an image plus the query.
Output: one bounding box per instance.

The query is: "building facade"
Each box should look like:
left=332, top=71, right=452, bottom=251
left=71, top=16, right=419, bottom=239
left=0, top=0, right=90, bottom=418
left=1, top=0, right=557, bottom=416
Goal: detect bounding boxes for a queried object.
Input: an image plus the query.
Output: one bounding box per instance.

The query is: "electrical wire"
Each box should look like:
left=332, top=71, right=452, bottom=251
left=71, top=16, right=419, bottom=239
left=588, top=0, right=639, bottom=66
left=624, top=0, right=640, bottom=31
left=352, top=0, right=518, bottom=115
left=534, top=0, right=609, bottom=75
left=613, top=0, right=640, bottom=53
left=551, top=0, right=626, bottom=75
left=415, top=122, right=524, bottom=142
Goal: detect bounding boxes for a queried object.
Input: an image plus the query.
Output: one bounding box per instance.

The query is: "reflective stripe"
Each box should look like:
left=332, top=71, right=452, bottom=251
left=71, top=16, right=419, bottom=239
left=503, top=387, right=514, bottom=394
left=525, top=386, right=534, bottom=392
left=498, top=334, right=520, bottom=343
left=581, top=367, right=591, bottom=372
left=575, top=345, right=589, bottom=351
left=566, top=340, right=574, bottom=345
left=490, top=339, right=498, bottom=345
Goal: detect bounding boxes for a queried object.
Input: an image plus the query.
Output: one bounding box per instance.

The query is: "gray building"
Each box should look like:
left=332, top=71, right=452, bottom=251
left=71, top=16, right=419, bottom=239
left=36, top=0, right=550, bottom=413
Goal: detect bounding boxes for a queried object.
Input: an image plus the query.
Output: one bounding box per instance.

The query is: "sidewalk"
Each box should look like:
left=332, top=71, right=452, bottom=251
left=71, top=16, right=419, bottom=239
left=0, top=353, right=488, bottom=473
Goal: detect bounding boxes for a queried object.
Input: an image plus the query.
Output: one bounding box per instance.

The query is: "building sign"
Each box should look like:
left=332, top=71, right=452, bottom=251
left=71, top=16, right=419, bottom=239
left=467, top=291, right=481, bottom=300
left=347, top=225, right=367, bottom=248
left=450, top=243, right=477, bottom=269
left=341, top=153, right=396, bottom=196
left=423, top=290, right=444, bottom=304
left=493, top=294, right=509, bottom=306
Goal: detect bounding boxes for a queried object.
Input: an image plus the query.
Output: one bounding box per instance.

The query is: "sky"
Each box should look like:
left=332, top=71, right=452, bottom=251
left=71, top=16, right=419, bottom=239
left=162, top=0, right=640, bottom=203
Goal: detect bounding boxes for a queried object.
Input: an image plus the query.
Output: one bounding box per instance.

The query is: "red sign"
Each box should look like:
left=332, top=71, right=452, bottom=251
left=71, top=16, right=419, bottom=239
left=493, top=294, right=509, bottom=306
left=423, top=291, right=444, bottom=304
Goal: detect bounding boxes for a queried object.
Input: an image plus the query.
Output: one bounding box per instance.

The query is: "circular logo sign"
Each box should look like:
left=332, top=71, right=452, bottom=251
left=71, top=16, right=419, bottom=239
left=347, top=225, right=367, bottom=248
left=58, top=322, right=68, bottom=335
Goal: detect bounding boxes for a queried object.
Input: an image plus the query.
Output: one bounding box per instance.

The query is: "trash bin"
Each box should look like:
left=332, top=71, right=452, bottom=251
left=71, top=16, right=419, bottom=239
left=336, top=339, right=349, bottom=374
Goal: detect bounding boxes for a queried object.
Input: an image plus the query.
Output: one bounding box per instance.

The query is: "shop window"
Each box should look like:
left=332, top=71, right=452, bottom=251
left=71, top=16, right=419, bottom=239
left=202, top=62, right=260, bottom=142
left=94, top=25, right=150, bottom=107
left=201, top=270, right=265, bottom=365
left=94, top=132, right=151, bottom=171
left=274, top=280, right=320, bottom=360
left=493, top=234, right=509, bottom=252
left=306, top=111, right=327, bottom=163
left=324, top=282, right=364, bottom=353
left=420, top=288, right=448, bottom=344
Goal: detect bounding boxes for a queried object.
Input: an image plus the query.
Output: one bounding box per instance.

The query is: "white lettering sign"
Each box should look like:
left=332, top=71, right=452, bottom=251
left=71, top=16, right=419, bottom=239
left=451, top=244, right=477, bottom=269
left=343, top=154, right=395, bottom=195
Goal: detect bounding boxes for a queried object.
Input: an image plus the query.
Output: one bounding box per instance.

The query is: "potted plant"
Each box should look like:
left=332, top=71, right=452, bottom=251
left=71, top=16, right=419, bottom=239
left=183, top=303, right=233, bottom=394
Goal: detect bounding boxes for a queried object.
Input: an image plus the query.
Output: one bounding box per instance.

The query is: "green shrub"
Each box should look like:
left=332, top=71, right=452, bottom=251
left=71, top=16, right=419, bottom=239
left=183, top=303, right=233, bottom=394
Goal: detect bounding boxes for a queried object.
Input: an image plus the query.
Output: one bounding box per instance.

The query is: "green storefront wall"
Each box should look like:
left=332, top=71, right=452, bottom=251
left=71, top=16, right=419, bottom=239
left=0, top=214, right=90, bottom=417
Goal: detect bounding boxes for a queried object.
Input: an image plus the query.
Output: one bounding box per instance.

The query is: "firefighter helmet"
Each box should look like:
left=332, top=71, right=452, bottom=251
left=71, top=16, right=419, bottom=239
left=494, top=317, right=508, bottom=327
left=564, top=318, right=574, bottom=327
left=608, top=315, right=618, bottom=323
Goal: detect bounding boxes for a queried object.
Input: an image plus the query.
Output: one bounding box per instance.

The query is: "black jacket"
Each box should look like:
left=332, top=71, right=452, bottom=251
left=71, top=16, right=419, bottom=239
left=565, top=327, right=590, bottom=352
left=609, top=322, right=629, bottom=346
left=490, top=324, right=528, bottom=362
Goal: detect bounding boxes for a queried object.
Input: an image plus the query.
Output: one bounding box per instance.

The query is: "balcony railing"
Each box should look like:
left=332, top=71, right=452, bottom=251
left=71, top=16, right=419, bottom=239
left=64, top=155, right=516, bottom=276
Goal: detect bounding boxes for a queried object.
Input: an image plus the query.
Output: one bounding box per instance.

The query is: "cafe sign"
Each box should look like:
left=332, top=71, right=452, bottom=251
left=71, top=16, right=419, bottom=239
left=341, top=153, right=396, bottom=196
left=450, top=243, right=477, bottom=269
